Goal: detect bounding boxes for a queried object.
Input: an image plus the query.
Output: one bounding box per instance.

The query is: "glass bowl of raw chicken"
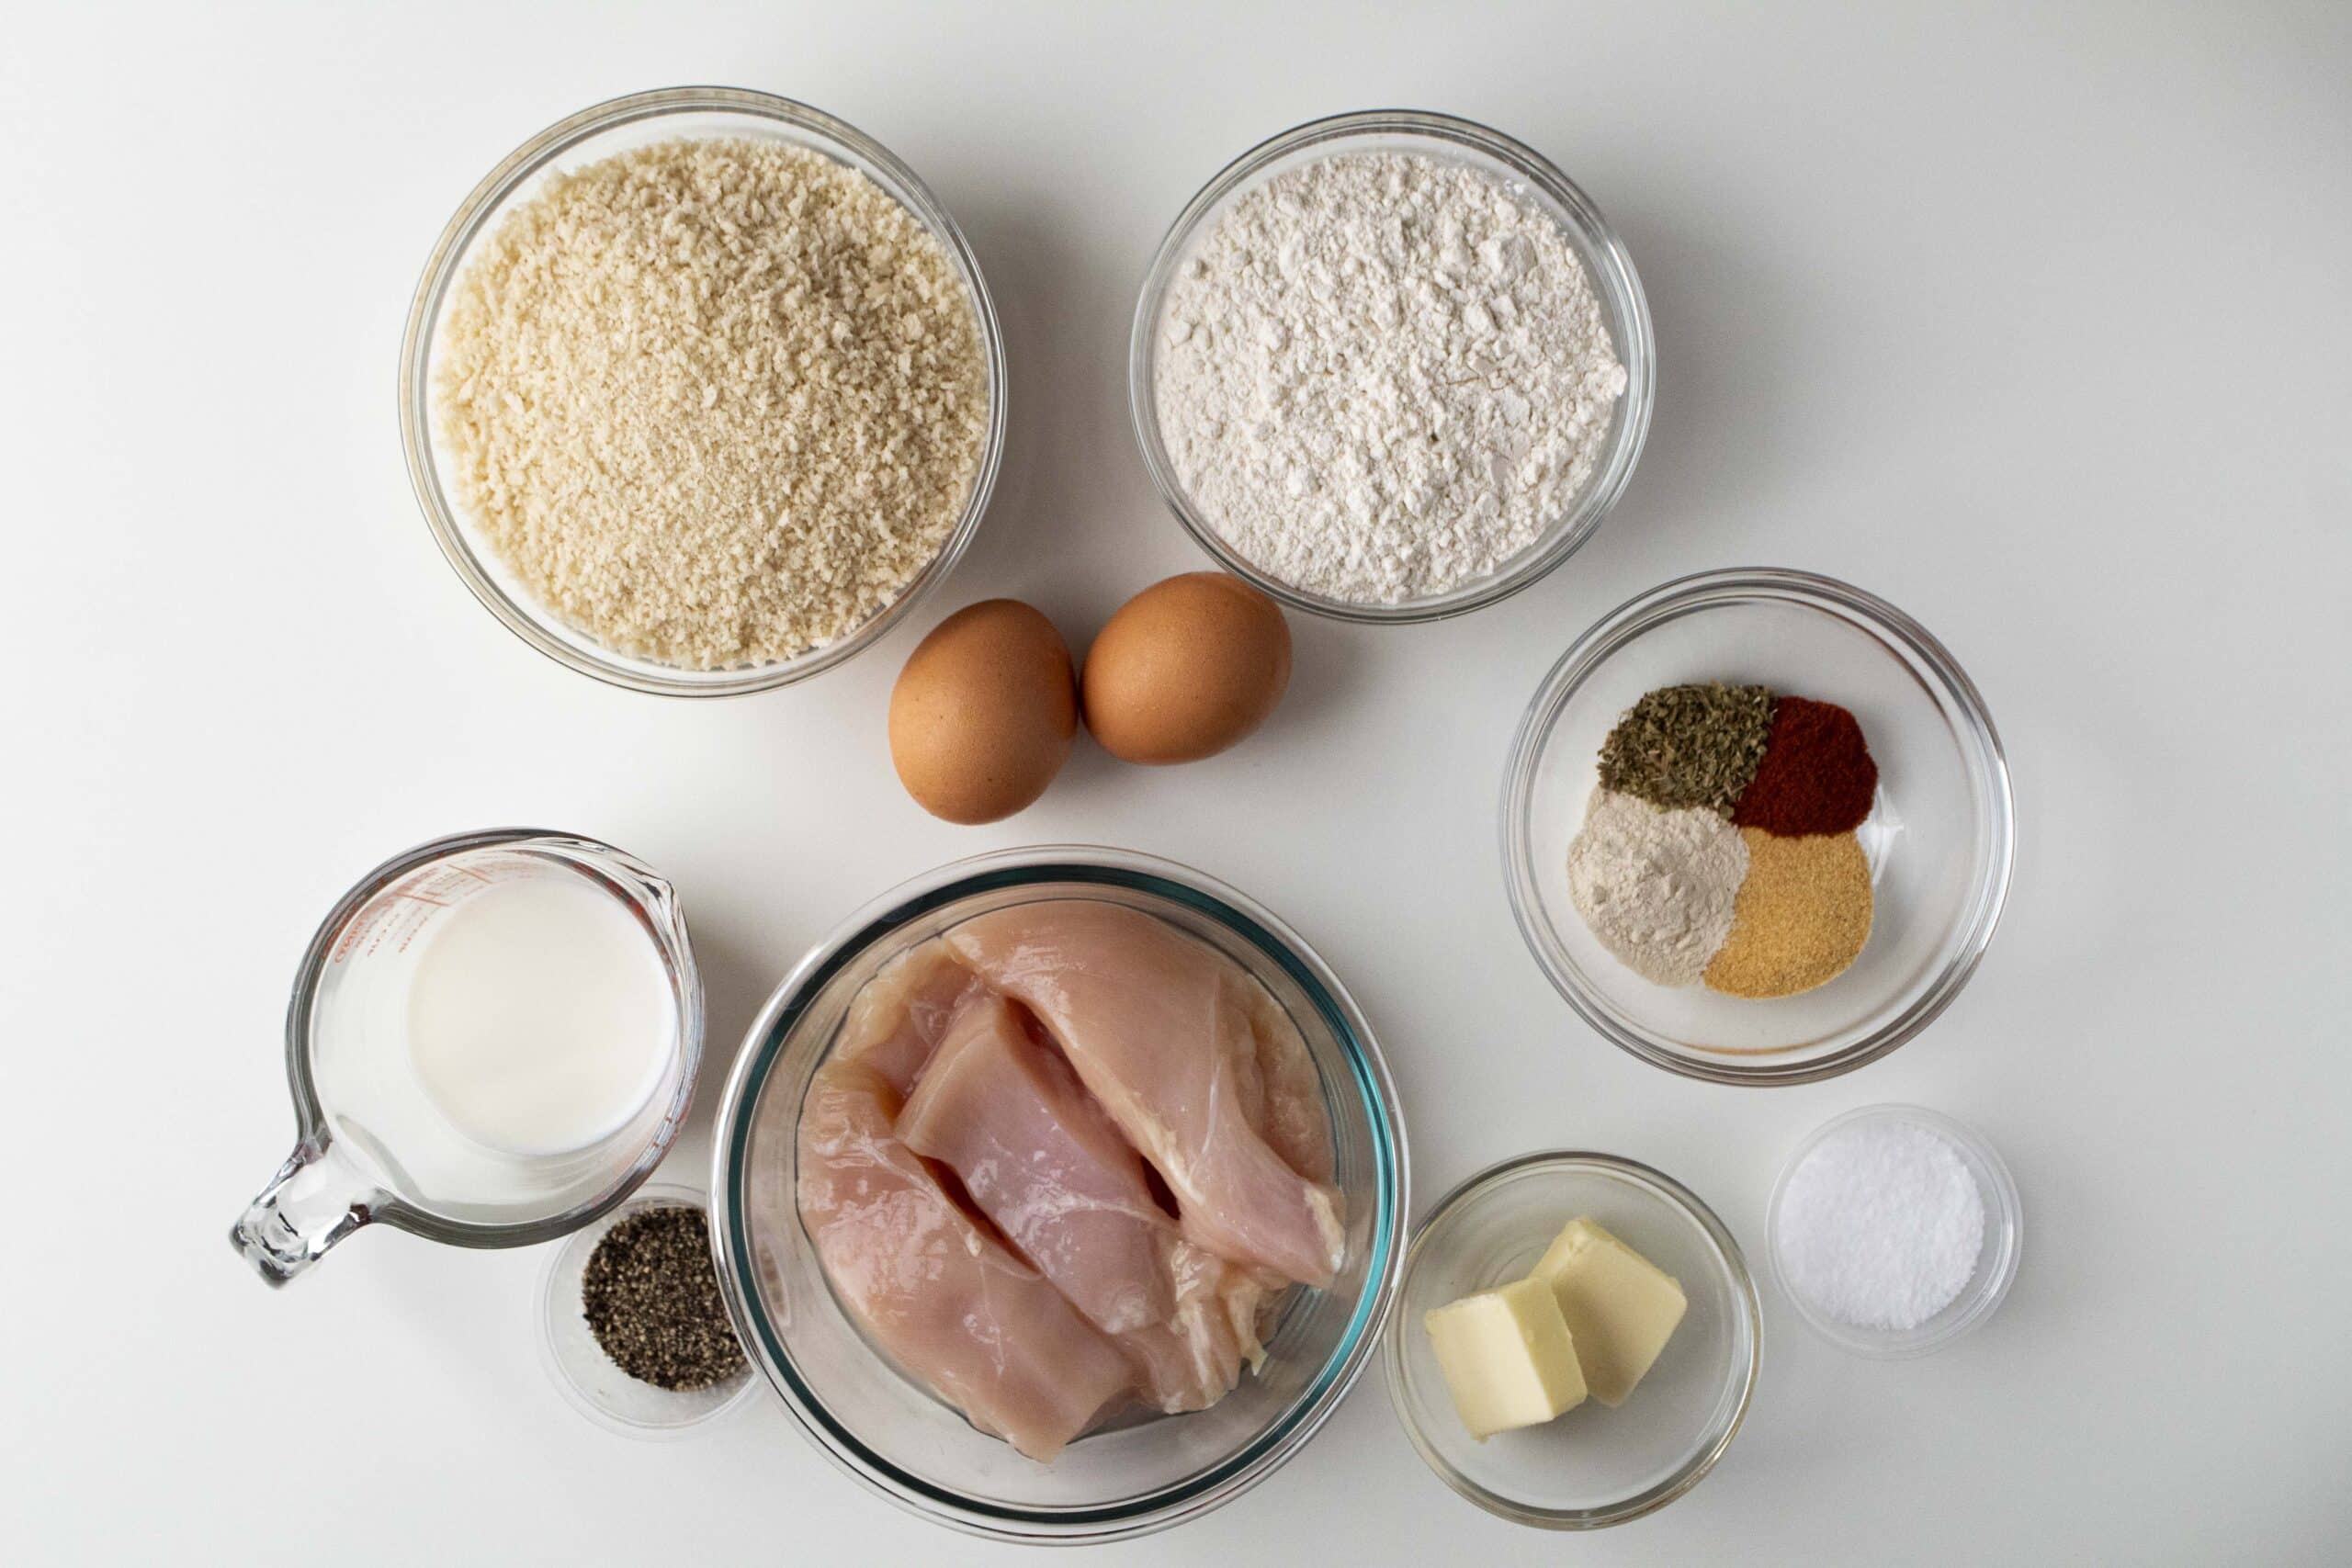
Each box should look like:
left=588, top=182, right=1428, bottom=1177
left=707, top=846, right=1409, bottom=1543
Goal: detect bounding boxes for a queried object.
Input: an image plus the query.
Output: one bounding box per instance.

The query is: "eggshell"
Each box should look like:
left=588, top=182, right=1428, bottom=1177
left=889, top=600, right=1078, bottom=824
left=1082, top=573, right=1292, bottom=765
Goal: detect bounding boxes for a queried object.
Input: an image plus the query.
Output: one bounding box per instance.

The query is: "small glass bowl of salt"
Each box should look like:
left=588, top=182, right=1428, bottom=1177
left=1767, top=1105, right=2022, bottom=1358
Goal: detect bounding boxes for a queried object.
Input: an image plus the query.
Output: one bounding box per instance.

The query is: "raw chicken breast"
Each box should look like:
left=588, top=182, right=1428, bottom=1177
left=1235, top=975, right=1335, bottom=1185
left=896, top=991, right=1271, bottom=1411
left=797, top=1055, right=1133, bottom=1462
left=1117, top=1243, right=1280, bottom=1414
left=899, top=993, right=1174, bottom=1334
left=944, top=901, right=1346, bottom=1288
left=835, top=937, right=982, bottom=1094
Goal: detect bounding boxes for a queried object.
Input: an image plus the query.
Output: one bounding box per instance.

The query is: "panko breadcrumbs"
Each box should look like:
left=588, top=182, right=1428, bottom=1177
left=434, top=137, right=990, bottom=670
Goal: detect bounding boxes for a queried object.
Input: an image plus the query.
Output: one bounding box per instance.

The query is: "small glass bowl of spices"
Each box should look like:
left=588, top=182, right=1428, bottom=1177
left=1502, top=569, right=2015, bottom=1084
left=1768, top=1105, right=2022, bottom=1358
left=537, top=1183, right=755, bottom=1438
left=1131, top=109, right=1654, bottom=623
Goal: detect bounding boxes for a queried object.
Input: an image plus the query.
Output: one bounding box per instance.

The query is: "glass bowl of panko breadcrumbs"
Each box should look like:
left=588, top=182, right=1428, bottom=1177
left=1501, top=569, right=2015, bottom=1085
left=401, top=87, right=1006, bottom=695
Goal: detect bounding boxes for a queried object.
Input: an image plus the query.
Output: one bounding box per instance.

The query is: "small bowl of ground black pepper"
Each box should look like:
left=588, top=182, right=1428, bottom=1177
left=538, top=1183, right=755, bottom=1438
left=1502, top=569, right=2014, bottom=1085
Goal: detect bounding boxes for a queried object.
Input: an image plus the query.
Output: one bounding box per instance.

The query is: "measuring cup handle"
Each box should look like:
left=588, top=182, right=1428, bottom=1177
left=231, top=1140, right=380, bottom=1286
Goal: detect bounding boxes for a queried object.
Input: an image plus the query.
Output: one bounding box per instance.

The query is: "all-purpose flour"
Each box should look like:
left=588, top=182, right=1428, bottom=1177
left=1154, top=151, right=1627, bottom=604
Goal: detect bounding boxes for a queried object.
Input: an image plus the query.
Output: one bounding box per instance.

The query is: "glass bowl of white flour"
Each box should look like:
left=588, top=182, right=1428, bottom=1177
left=1500, top=569, right=2016, bottom=1084
left=1130, top=109, right=1654, bottom=622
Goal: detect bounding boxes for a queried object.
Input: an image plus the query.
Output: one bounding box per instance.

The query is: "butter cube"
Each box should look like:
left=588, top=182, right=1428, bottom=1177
left=1422, top=1276, right=1588, bottom=1439
left=1528, top=1218, right=1688, bottom=1407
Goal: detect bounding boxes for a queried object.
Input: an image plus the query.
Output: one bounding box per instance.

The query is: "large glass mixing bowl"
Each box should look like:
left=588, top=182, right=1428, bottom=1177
left=707, top=847, right=1409, bottom=1542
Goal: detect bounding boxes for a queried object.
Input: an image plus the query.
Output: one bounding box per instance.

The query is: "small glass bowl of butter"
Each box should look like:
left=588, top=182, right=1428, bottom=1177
left=1382, top=1152, right=1760, bottom=1529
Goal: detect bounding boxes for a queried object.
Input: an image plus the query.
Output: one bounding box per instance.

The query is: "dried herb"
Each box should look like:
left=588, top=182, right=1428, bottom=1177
left=581, top=1205, right=745, bottom=1392
left=1596, top=682, right=1775, bottom=817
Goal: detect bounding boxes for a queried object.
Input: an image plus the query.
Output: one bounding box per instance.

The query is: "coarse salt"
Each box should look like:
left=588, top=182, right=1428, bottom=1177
left=1775, top=1118, right=1986, bottom=1332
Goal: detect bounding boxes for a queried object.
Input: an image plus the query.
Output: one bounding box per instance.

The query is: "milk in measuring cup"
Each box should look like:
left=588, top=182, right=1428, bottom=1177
left=234, top=831, right=701, bottom=1285
left=406, top=875, right=675, bottom=1156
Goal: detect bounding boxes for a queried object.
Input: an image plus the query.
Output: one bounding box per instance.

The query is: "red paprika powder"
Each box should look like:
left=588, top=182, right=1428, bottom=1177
left=1732, top=696, right=1877, bottom=835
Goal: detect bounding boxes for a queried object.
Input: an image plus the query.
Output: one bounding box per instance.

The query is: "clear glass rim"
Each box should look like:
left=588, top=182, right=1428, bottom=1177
left=397, top=85, right=1008, bottom=697
left=1126, top=107, right=1656, bottom=624
left=281, top=828, right=705, bottom=1249
left=1765, top=1104, right=2024, bottom=1358
left=1380, top=1149, right=1762, bottom=1529
left=1499, top=567, right=2017, bottom=1086
left=705, top=844, right=1410, bottom=1543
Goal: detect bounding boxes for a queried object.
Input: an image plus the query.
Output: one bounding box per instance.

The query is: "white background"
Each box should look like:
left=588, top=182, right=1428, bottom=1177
left=3, top=2, right=2346, bottom=1562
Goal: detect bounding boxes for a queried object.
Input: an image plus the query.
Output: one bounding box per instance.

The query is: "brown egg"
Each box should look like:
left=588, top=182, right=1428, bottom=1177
left=1082, top=573, right=1292, bottom=765
left=889, top=600, right=1078, bottom=824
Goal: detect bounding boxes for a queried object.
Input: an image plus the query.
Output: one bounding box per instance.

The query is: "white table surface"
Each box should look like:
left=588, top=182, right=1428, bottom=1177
left=5, top=2, right=2346, bottom=1562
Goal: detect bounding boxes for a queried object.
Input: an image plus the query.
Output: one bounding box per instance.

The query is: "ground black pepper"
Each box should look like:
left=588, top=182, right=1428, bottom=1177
left=581, top=1205, right=745, bottom=1391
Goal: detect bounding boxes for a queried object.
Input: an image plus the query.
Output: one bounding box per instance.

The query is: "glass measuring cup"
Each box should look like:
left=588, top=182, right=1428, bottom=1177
left=231, top=829, right=703, bottom=1285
